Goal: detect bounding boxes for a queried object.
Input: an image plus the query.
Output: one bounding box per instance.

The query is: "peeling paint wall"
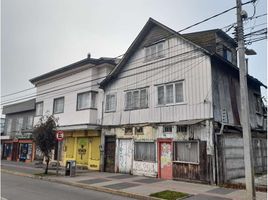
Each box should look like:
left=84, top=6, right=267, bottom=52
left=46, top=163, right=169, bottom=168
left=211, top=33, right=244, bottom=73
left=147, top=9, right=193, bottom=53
left=133, top=161, right=158, bottom=177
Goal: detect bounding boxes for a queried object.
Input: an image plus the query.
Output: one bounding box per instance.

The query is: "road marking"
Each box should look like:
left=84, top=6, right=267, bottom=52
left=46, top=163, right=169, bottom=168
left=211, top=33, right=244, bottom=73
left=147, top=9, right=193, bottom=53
left=1, top=197, right=8, bottom=200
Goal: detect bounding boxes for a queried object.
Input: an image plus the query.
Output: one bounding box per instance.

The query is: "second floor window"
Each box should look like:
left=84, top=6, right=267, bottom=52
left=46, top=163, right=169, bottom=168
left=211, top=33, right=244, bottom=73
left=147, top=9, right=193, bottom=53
left=7, top=119, right=12, bottom=134
left=26, top=116, right=33, bottom=130
left=125, top=88, right=148, bottom=110
left=36, top=102, right=43, bottom=116
left=223, top=48, right=232, bottom=63
left=145, top=42, right=164, bottom=61
left=105, top=94, right=116, bottom=112
left=53, top=97, right=64, bottom=114
left=157, top=81, right=184, bottom=105
left=16, top=117, right=23, bottom=132
left=77, top=91, right=97, bottom=110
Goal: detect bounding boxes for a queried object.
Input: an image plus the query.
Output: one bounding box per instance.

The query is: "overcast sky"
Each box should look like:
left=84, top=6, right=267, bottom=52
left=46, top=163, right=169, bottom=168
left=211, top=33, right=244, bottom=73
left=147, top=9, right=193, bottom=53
left=1, top=0, right=267, bottom=106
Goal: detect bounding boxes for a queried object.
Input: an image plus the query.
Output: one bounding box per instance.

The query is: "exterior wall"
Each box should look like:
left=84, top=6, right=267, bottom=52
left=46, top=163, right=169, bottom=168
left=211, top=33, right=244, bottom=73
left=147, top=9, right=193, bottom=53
left=103, top=126, right=158, bottom=177
left=4, top=111, right=35, bottom=138
left=212, top=62, right=264, bottom=129
left=62, top=130, right=101, bottom=170
left=34, top=64, right=113, bottom=127
left=217, top=132, right=267, bottom=183
left=215, top=34, right=237, bottom=66
left=103, top=35, right=213, bottom=126
left=103, top=119, right=214, bottom=181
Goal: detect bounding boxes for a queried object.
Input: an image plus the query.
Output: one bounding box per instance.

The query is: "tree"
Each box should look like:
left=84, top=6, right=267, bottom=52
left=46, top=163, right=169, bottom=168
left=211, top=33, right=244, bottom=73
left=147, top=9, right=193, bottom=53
left=33, top=114, right=58, bottom=174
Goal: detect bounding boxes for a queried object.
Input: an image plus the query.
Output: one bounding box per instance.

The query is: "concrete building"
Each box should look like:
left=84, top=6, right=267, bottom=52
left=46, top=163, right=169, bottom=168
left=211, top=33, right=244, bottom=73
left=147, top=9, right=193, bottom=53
left=1, top=99, right=36, bottom=162
left=30, top=56, right=117, bottom=169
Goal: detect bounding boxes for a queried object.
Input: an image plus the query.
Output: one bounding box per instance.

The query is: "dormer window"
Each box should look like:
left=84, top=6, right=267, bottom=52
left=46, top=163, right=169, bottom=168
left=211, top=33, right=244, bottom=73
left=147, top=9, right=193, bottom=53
left=223, top=47, right=232, bottom=63
left=145, top=42, right=164, bottom=61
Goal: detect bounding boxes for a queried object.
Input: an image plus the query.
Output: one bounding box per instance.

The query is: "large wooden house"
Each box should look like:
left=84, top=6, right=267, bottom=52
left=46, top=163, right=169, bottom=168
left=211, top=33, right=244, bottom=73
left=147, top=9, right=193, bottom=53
left=99, top=18, right=267, bottom=184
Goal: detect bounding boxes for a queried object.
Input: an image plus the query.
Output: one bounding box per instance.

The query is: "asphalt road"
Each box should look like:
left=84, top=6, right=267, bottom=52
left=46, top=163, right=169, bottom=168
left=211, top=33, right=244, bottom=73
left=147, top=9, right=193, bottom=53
left=1, top=173, right=135, bottom=200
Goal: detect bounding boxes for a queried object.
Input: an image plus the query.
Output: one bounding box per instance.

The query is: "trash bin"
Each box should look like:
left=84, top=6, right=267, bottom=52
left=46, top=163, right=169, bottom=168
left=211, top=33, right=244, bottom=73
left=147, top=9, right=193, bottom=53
left=65, top=160, right=76, bottom=177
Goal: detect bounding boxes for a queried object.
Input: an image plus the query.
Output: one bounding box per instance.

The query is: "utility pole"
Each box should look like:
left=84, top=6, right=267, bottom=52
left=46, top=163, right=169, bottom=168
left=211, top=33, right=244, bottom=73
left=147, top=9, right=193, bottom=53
left=236, top=0, right=256, bottom=199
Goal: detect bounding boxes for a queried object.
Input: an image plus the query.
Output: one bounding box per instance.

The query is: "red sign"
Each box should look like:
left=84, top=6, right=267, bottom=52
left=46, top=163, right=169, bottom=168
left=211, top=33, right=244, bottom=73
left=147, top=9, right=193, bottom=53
left=56, top=130, right=64, bottom=141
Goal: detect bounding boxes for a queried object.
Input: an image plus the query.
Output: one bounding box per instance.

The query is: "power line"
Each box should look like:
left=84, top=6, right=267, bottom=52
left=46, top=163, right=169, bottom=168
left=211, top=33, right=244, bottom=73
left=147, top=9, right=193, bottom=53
left=1, top=49, right=203, bottom=106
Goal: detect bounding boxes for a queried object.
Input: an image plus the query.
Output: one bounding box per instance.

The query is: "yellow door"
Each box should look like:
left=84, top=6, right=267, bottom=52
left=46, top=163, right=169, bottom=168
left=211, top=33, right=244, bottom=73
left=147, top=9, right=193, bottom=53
left=76, top=138, right=89, bottom=165
left=64, top=137, right=75, bottom=159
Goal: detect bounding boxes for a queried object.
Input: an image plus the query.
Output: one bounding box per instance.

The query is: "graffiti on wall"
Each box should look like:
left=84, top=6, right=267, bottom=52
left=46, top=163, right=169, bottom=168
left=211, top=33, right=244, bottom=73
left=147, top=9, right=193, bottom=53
left=160, top=143, right=172, bottom=168
left=133, top=161, right=157, bottom=177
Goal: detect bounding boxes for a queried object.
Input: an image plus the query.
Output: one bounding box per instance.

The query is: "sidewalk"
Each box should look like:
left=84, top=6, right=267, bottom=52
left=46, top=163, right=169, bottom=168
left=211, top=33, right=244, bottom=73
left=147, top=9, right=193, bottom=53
left=1, top=160, right=267, bottom=200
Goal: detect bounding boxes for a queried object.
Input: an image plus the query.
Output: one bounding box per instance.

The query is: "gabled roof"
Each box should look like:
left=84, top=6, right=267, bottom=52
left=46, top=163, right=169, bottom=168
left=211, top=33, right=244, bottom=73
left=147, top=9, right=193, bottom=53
left=100, top=18, right=210, bottom=88
left=30, top=57, right=117, bottom=85
left=100, top=18, right=266, bottom=89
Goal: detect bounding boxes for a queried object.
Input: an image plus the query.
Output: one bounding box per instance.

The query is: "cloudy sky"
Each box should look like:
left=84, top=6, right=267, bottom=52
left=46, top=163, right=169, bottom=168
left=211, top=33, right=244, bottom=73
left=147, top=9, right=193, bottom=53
left=1, top=0, right=267, bottom=106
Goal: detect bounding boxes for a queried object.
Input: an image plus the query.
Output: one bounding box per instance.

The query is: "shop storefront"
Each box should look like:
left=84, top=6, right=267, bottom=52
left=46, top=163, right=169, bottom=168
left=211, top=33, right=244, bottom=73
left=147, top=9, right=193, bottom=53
left=63, top=130, right=101, bottom=170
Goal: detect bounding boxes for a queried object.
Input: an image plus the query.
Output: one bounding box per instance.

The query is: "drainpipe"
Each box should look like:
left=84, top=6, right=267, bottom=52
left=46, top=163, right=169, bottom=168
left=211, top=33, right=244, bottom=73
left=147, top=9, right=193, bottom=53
left=214, top=123, right=225, bottom=185
left=99, top=89, right=105, bottom=172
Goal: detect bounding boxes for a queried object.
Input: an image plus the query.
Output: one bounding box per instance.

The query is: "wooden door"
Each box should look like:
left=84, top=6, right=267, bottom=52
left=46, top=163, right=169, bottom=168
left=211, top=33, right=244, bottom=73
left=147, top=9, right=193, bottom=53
left=104, top=136, right=116, bottom=172
left=12, top=142, right=19, bottom=161
left=158, top=140, right=173, bottom=179
left=118, top=139, right=133, bottom=174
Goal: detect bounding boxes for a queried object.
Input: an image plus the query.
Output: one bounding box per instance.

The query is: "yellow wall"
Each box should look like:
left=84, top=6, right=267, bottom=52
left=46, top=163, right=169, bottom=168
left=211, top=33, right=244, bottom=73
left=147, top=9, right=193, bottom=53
left=63, top=130, right=101, bottom=170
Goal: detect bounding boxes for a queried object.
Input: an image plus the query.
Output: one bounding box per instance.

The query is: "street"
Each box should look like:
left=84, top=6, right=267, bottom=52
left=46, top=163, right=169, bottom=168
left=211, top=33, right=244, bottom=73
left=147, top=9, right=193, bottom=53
left=1, top=173, right=134, bottom=200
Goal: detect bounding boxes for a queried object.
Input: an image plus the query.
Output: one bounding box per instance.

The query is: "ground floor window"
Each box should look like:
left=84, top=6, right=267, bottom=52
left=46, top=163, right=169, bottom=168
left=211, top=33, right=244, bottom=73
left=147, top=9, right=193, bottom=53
left=2, top=143, right=12, bottom=159
left=134, top=142, right=156, bottom=162
left=19, top=143, right=33, bottom=161
left=174, top=140, right=199, bottom=164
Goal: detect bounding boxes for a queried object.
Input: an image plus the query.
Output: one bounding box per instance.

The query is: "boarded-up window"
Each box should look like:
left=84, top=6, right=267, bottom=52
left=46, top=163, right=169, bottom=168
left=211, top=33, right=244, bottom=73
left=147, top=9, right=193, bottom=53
left=105, top=94, right=116, bottom=112
left=134, top=142, right=156, bottom=162
left=174, top=141, right=199, bottom=164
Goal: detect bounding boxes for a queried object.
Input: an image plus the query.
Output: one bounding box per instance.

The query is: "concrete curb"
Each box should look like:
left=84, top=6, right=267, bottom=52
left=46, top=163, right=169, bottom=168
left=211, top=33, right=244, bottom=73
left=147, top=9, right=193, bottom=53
left=1, top=169, right=163, bottom=200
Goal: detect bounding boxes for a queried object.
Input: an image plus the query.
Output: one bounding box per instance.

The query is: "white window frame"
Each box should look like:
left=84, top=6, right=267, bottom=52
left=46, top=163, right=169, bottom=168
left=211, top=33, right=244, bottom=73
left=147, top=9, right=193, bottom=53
left=105, top=93, right=116, bottom=112
left=77, top=91, right=97, bottom=111
left=35, top=102, right=43, bottom=116
left=157, top=81, right=185, bottom=106
left=16, top=117, right=23, bottom=132
left=26, top=116, right=33, bottom=130
left=145, top=41, right=165, bottom=62
left=125, top=88, right=148, bottom=110
left=53, top=97, right=64, bottom=114
left=173, top=140, right=200, bottom=164
left=7, top=119, right=12, bottom=134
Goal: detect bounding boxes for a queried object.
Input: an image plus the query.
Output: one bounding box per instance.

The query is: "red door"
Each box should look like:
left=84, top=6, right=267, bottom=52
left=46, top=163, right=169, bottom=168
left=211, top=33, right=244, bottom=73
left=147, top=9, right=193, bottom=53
left=158, top=139, right=173, bottom=179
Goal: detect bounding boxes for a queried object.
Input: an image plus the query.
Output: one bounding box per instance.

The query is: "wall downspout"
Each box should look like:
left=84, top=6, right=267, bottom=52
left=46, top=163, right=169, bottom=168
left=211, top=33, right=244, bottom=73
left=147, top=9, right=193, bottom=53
left=99, top=88, right=105, bottom=172
left=215, top=123, right=225, bottom=185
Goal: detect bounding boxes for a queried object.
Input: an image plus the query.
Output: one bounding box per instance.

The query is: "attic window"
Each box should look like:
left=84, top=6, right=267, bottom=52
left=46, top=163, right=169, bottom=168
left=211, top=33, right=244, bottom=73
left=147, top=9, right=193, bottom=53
left=223, top=47, right=232, bottom=63
left=145, top=42, right=164, bottom=61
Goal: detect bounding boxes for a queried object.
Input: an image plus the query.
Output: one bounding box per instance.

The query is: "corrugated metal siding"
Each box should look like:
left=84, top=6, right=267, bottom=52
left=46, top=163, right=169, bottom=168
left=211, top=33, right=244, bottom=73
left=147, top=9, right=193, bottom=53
left=212, top=62, right=262, bottom=128
left=103, top=32, right=213, bottom=126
